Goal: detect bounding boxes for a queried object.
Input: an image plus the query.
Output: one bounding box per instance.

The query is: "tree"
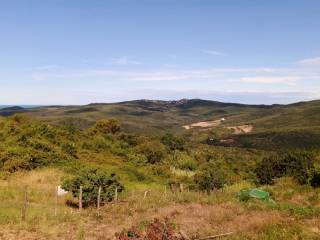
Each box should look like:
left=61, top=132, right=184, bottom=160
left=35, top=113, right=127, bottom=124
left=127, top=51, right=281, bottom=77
left=194, top=162, right=227, bottom=193
left=255, top=151, right=315, bottom=185
left=62, top=167, right=124, bottom=206
left=255, top=155, right=281, bottom=185
left=135, top=140, right=166, bottom=164
left=174, top=151, right=198, bottom=171
left=281, top=151, right=314, bottom=184
left=161, top=133, right=185, bottom=151
left=91, top=119, right=121, bottom=135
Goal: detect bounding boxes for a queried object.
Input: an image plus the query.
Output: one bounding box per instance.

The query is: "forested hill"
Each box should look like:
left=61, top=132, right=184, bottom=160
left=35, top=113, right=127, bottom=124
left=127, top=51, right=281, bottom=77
left=1, top=99, right=320, bottom=150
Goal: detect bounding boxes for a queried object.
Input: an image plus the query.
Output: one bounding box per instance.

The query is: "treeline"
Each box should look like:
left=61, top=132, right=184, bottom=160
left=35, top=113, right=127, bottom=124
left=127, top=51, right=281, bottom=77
left=255, top=151, right=320, bottom=187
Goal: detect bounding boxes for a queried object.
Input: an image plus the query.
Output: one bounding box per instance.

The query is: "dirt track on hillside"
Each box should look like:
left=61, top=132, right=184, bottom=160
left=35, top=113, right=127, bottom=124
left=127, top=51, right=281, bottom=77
left=183, top=120, right=222, bottom=130
left=227, top=124, right=253, bottom=134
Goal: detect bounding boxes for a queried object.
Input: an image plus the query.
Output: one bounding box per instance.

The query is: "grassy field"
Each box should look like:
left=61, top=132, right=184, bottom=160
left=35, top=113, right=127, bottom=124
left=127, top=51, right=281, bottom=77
left=0, top=169, right=320, bottom=240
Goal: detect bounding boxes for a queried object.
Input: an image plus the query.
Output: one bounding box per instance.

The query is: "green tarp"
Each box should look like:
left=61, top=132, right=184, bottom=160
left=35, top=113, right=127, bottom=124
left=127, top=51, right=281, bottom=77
left=237, top=188, right=271, bottom=202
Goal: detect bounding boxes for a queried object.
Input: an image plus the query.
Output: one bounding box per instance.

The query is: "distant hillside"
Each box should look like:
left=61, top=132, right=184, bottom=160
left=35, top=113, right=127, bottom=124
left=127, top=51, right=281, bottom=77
left=18, top=99, right=260, bottom=133
left=0, top=106, right=26, bottom=116
left=3, top=99, right=320, bottom=150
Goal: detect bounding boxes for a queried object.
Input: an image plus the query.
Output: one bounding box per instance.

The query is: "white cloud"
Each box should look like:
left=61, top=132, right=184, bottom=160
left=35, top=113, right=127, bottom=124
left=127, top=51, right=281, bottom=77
left=55, top=69, right=223, bottom=81
left=2, top=86, right=317, bottom=105
left=201, top=49, right=226, bottom=56
left=110, top=56, right=141, bottom=65
left=240, top=76, right=298, bottom=85
left=32, top=67, right=286, bottom=82
left=31, top=65, right=320, bottom=101
left=298, top=57, right=320, bottom=65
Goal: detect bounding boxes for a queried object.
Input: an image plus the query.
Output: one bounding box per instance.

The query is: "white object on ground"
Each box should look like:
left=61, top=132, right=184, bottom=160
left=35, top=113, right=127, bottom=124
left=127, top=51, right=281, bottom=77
left=57, top=185, right=68, bottom=196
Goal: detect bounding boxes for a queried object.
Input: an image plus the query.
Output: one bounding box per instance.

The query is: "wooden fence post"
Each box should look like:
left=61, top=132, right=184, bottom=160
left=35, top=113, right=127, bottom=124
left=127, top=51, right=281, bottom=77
left=180, top=183, right=184, bottom=193
left=143, top=190, right=149, bottom=199
left=79, top=186, right=83, bottom=211
left=97, top=186, right=101, bottom=216
left=114, top=186, right=118, bottom=202
left=54, top=186, right=58, bottom=216
left=21, top=185, right=28, bottom=221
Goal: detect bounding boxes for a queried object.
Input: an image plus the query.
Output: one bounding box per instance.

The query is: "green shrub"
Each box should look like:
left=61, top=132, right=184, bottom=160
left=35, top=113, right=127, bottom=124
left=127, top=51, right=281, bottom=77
left=121, top=165, right=149, bottom=182
left=62, top=167, right=124, bottom=206
left=87, top=136, right=111, bottom=152
left=91, top=119, right=121, bottom=135
left=62, top=143, right=77, bottom=157
left=161, top=133, right=185, bottom=151
left=255, top=155, right=281, bottom=185
left=151, top=165, right=172, bottom=178
left=194, top=162, right=228, bottom=193
left=135, top=140, right=166, bottom=164
left=126, top=153, right=148, bottom=165
left=174, top=151, right=198, bottom=171
left=255, top=151, right=315, bottom=185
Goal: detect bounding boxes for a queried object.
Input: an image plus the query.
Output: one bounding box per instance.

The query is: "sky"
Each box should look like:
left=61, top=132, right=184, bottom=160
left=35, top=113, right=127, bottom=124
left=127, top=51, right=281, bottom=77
left=0, top=0, right=320, bottom=105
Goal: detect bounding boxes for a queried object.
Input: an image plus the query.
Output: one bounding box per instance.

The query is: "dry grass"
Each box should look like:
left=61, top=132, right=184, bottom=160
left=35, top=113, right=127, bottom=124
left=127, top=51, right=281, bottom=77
left=0, top=170, right=319, bottom=240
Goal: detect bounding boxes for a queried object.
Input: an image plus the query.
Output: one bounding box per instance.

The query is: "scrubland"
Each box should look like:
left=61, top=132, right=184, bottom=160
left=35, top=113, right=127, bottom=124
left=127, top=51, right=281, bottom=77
left=1, top=100, right=320, bottom=240
left=0, top=169, right=320, bottom=240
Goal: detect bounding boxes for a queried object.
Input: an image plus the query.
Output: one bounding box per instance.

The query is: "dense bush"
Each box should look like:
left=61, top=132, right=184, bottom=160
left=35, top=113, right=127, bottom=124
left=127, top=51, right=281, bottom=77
left=135, top=140, right=166, bottom=164
left=161, top=133, right=185, bottom=151
left=255, top=155, right=281, bottom=185
left=91, top=119, right=121, bottom=135
left=194, top=162, right=228, bottom=193
left=174, top=151, right=198, bottom=171
left=61, top=143, right=77, bottom=157
left=82, top=136, right=111, bottom=152
left=255, top=151, right=315, bottom=185
left=62, top=167, right=123, bottom=206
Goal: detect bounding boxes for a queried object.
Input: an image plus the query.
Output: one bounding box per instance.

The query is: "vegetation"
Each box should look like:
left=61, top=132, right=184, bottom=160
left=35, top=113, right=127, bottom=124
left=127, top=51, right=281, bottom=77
left=195, top=162, right=228, bottom=193
left=0, top=99, right=320, bottom=239
left=116, top=218, right=185, bottom=240
left=255, top=151, right=315, bottom=185
left=62, top=167, right=123, bottom=206
left=2, top=99, right=320, bottom=151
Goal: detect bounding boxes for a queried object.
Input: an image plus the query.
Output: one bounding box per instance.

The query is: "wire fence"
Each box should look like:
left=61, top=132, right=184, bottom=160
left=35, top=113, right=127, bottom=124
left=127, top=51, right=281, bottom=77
left=0, top=182, right=229, bottom=225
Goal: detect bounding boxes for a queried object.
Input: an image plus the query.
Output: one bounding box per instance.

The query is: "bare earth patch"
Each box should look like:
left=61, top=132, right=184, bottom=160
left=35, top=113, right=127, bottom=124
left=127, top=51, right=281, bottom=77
left=227, top=124, right=253, bottom=134
left=183, top=120, right=223, bottom=130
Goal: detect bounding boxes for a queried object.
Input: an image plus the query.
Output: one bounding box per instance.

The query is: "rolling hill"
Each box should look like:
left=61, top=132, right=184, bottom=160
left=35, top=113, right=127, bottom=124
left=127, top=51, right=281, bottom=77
left=1, top=99, right=320, bottom=150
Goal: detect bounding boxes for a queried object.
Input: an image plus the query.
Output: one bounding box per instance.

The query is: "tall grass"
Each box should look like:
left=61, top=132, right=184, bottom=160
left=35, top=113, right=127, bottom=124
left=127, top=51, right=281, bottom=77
left=0, top=169, right=319, bottom=239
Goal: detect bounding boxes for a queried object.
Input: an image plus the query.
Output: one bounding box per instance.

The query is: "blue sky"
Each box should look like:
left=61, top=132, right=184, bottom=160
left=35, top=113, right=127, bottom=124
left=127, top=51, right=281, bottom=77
left=1, top=0, right=320, bottom=105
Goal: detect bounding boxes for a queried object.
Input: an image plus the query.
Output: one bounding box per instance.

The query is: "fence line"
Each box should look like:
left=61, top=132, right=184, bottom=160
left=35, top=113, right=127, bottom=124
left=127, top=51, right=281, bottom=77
left=54, top=186, right=58, bottom=216
left=97, top=186, right=101, bottom=216
left=21, top=185, right=28, bottom=221
left=0, top=182, right=202, bottom=222
left=79, top=186, right=83, bottom=211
